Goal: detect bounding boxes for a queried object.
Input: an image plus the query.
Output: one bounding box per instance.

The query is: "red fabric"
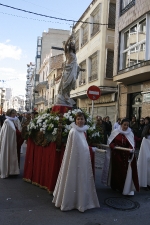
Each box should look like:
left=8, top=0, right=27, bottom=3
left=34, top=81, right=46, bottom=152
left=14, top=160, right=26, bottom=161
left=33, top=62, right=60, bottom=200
left=47, top=142, right=65, bottom=192
left=32, top=145, right=43, bottom=185
left=23, top=139, right=65, bottom=192
left=52, top=105, right=72, bottom=114
left=110, top=133, right=139, bottom=192
left=23, top=138, right=35, bottom=182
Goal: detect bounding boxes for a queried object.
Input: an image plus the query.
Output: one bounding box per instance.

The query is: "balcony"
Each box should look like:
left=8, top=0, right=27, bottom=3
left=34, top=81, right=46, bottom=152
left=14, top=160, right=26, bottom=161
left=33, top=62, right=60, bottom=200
left=120, top=0, right=135, bottom=16
left=114, top=60, right=150, bottom=85
left=34, top=96, right=47, bottom=105
left=35, top=81, right=48, bottom=91
left=51, top=79, right=55, bottom=87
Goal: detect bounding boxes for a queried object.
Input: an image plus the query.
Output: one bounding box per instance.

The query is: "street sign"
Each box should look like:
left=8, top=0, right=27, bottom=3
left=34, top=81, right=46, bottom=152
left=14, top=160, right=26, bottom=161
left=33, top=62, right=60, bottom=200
left=87, top=85, right=101, bottom=100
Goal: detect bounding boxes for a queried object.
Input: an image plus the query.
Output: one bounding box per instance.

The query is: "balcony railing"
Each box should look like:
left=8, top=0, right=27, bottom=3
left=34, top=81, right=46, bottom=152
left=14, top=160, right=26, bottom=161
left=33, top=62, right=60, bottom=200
left=120, top=0, right=135, bottom=16
left=89, top=74, right=98, bottom=82
left=34, top=96, right=47, bottom=105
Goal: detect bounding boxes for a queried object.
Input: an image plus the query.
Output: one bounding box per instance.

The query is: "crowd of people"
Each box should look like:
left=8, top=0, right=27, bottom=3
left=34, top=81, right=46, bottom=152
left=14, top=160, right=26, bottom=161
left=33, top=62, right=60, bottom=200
left=0, top=109, right=150, bottom=212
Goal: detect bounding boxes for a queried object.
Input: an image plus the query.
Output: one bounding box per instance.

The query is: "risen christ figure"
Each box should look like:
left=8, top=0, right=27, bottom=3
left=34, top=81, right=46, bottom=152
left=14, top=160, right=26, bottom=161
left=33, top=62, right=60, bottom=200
left=56, top=35, right=85, bottom=106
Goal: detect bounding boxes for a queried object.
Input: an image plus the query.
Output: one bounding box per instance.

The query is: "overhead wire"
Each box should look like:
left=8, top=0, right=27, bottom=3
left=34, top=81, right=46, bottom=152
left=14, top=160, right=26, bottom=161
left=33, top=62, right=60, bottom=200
left=0, top=2, right=115, bottom=25
left=0, top=11, right=72, bottom=25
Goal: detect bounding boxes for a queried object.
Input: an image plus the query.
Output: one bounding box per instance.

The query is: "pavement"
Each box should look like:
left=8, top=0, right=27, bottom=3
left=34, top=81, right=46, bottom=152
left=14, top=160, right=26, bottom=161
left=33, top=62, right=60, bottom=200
left=0, top=151, right=150, bottom=225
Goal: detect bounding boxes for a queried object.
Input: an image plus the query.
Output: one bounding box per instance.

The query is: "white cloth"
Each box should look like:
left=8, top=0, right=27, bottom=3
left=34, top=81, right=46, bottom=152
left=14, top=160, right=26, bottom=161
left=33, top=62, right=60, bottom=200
left=52, top=123, right=100, bottom=212
left=56, top=52, right=80, bottom=106
left=108, top=125, right=134, bottom=148
left=102, top=126, right=135, bottom=195
left=0, top=119, right=19, bottom=178
left=137, top=137, right=150, bottom=187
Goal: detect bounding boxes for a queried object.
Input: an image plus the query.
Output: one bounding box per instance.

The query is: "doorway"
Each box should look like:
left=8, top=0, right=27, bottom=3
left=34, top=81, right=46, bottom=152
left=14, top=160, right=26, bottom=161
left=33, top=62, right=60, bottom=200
left=130, top=93, right=142, bottom=121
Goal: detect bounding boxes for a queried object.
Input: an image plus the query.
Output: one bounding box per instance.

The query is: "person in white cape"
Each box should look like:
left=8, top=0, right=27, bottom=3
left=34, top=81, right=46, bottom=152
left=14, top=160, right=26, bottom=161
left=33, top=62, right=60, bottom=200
left=101, top=118, right=139, bottom=195
left=137, top=124, right=150, bottom=190
left=0, top=109, right=20, bottom=178
left=52, top=112, right=100, bottom=212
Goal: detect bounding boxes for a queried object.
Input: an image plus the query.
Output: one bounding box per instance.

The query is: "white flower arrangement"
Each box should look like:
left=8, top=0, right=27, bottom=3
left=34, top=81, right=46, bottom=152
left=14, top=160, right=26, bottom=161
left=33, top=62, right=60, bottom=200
left=27, top=109, right=101, bottom=145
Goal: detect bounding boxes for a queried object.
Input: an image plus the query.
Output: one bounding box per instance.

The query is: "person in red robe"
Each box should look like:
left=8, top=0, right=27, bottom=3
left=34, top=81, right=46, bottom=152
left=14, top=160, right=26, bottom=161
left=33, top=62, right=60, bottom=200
left=102, top=118, right=139, bottom=195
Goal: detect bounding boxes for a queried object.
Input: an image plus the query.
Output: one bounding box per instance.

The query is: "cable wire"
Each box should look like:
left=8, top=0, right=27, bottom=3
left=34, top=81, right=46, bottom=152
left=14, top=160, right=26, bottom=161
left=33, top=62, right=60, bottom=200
left=0, top=11, right=72, bottom=25
left=0, top=3, right=115, bottom=25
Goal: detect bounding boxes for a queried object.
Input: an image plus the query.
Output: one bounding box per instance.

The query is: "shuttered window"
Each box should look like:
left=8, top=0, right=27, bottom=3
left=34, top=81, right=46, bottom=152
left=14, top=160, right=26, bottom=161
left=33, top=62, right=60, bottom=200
left=91, top=4, right=101, bottom=37
left=89, top=53, right=98, bottom=82
left=75, top=30, right=79, bottom=52
left=106, top=50, right=114, bottom=78
left=79, top=61, right=86, bottom=86
left=108, top=3, right=116, bottom=29
left=81, top=21, right=88, bottom=46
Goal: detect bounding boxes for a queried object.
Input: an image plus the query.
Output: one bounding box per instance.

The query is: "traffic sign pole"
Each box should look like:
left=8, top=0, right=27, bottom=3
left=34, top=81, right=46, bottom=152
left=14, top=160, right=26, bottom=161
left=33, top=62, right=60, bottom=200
left=91, top=100, right=94, bottom=119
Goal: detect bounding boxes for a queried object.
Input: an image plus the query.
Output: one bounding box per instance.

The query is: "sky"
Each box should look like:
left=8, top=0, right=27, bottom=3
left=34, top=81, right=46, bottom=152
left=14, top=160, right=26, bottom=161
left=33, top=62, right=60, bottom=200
left=0, top=0, right=92, bottom=96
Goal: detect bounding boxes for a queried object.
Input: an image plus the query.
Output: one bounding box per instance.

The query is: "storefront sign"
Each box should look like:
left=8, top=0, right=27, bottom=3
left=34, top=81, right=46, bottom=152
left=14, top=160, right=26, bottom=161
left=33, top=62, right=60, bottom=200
left=143, top=93, right=150, bottom=102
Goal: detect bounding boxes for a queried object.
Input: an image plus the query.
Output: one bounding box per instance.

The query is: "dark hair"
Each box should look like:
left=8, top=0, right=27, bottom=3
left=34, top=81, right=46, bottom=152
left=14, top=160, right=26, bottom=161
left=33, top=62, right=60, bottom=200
left=6, top=108, right=16, bottom=117
left=144, top=124, right=150, bottom=138
left=74, top=112, right=86, bottom=124
left=121, top=118, right=130, bottom=125
left=145, top=117, right=150, bottom=122
left=68, top=41, right=76, bottom=54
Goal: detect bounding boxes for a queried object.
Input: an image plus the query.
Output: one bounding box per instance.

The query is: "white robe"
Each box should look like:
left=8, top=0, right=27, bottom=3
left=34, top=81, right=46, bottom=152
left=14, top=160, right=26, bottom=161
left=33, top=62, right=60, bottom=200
left=0, top=119, right=19, bottom=178
left=137, top=137, right=150, bottom=187
left=52, top=123, right=100, bottom=212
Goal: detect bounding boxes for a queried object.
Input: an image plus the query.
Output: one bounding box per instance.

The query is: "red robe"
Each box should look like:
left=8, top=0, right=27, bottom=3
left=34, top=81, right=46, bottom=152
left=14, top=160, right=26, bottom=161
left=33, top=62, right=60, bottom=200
left=110, top=133, right=139, bottom=192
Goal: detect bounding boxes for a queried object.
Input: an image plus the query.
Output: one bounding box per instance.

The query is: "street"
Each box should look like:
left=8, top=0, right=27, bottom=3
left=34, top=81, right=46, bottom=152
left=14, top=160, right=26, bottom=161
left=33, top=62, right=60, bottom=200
left=0, top=152, right=150, bottom=225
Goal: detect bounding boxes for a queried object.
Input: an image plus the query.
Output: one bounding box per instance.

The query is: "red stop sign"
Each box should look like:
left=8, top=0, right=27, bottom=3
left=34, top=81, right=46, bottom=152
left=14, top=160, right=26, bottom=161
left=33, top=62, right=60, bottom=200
left=87, top=85, right=101, bottom=100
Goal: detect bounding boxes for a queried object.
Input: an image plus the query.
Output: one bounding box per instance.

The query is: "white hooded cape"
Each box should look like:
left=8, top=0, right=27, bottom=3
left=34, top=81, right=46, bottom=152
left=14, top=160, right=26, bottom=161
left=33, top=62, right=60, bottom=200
left=137, top=137, right=150, bottom=187
left=52, top=123, right=100, bottom=212
left=101, top=126, right=135, bottom=195
left=0, top=119, right=19, bottom=178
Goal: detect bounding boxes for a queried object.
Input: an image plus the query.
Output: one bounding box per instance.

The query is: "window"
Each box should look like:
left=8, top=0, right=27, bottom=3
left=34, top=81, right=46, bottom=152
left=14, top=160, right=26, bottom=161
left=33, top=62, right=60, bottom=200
left=108, top=3, right=116, bottom=29
left=120, top=18, right=146, bottom=69
left=89, top=53, right=98, bottom=82
left=91, top=4, right=101, bottom=37
left=120, top=0, right=135, bottom=15
left=106, top=50, right=114, bottom=78
left=75, top=30, right=79, bottom=52
left=81, top=20, right=88, bottom=46
left=79, top=61, right=86, bottom=86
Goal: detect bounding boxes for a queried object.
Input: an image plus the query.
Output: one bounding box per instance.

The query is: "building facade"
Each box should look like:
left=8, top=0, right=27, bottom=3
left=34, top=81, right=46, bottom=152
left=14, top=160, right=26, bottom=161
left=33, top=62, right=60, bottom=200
left=114, top=0, right=150, bottom=119
left=71, top=0, right=117, bottom=123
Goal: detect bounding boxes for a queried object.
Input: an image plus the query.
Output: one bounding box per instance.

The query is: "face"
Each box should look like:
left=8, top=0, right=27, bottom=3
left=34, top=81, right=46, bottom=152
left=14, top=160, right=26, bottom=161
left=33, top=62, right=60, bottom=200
left=70, top=41, right=75, bottom=50
left=75, top=116, right=85, bottom=127
left=140, top=119, right=144, bottom=124
left=121, top=121, right=129, bottom=131
left=132, top=117, right=136, bottom=121
left=10, top=110, right=16, bottom=118
left=106, top=117, right=109, bottom=122
left=145, top=119, right=149, bottom=124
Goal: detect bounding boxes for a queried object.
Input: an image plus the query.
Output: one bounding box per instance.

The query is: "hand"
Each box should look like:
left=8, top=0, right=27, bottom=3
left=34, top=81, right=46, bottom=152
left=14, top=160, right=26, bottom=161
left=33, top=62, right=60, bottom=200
left=80, top=68, right=86, bottom=72
left=130, top=149, right=134, bottom=153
